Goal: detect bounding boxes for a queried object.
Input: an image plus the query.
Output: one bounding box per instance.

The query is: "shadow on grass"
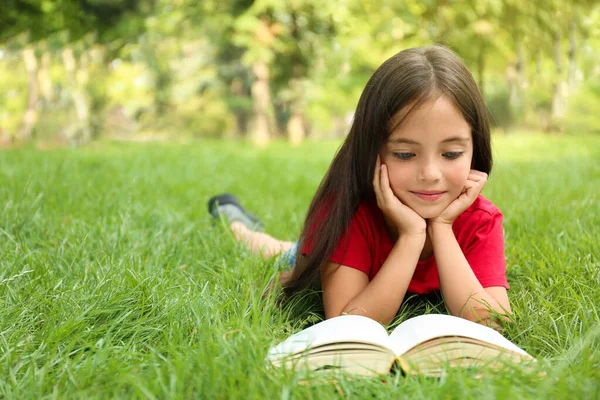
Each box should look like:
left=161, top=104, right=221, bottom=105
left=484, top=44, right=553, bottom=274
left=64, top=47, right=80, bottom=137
left=277, top=287, right=447, bottom=332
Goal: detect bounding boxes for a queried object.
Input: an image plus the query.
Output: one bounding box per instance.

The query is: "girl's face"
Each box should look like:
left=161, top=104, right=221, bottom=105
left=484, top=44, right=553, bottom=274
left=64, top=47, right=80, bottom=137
left=379, top=95, right=474, bottom=219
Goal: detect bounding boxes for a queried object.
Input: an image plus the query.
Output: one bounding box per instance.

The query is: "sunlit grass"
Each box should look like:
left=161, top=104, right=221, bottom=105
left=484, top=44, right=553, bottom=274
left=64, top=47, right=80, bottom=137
left=0, top=133, right=598, bottom=398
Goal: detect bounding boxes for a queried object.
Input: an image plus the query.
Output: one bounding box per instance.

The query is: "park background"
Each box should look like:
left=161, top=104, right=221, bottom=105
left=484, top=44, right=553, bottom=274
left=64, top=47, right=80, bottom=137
left=1, top=0, right=599, bottom=398
left=1, top=0, right=600, bottom=145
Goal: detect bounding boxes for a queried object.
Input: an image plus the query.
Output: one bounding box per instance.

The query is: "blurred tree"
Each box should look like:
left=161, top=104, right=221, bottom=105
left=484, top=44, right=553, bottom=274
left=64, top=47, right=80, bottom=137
left=204, top=0, right=347, bottom=145
left=499, top=0, right=529, bottom=110
left=191, top=0, right=255, bottom=138
left=261, top=1, right=340, bottom=145
left=232, top=8, right=281, bottom=146
left=1, top=0, right=59, bottom=142
left=65, top=0, right=154, bottom=143
left=2, top=0, right=600, bottom=143
left=526, top=0, right=596, bottom=126
left=1, top=0, right=152, bottom=143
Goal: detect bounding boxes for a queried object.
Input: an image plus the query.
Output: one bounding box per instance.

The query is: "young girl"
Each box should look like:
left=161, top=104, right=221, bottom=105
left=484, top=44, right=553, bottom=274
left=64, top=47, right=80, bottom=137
left=209, top=45, right=511, bottom=327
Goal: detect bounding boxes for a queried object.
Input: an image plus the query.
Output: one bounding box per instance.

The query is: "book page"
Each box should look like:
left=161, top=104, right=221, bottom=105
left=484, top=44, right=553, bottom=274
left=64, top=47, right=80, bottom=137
left=388, top=314, right=531, bottom=357
left=267, top=315, right=392, bottom=361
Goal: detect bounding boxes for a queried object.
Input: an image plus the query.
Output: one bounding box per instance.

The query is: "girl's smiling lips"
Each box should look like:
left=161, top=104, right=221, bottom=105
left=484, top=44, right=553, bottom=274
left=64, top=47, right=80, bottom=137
left=410, top=190, right=447, bottom=201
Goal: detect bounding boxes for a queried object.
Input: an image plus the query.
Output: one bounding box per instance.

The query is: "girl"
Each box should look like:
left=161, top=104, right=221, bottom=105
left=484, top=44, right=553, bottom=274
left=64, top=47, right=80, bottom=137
left=209, top=45, right=511, bottom=327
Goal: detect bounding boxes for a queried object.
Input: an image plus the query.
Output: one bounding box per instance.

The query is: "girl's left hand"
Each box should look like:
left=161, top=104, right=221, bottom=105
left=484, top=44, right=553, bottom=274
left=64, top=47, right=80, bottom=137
left=429, top=170, right=488, bottom=226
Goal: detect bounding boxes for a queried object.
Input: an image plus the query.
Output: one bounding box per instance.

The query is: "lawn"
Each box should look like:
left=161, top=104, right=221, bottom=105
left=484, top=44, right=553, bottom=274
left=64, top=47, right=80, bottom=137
left=0, top=133, right=599, bottom=398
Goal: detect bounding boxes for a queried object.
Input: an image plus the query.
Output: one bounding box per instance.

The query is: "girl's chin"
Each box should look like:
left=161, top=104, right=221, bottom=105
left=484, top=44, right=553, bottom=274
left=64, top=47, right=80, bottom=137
left=396, top=194, right=453, bottom=220
left=406, top=203, right=448, bottom=220
left=415, top=210, right=443, bottom=220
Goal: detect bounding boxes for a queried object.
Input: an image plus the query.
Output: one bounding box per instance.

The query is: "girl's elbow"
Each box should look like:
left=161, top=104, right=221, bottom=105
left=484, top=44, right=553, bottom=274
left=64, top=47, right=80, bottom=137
left=324, top=299, right=364, bottom=319
left=324, top=307, right=345, bottom=319
left=457, top=306, right=513, bottom=331
left=337, top=304, right=394, bottom=325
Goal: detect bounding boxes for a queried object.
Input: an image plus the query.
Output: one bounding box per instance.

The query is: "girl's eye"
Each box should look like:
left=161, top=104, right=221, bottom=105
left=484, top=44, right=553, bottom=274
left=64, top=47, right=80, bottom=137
left=392, top=152, right=415, bottom=160
left=443, top=152, right=463, bottom=160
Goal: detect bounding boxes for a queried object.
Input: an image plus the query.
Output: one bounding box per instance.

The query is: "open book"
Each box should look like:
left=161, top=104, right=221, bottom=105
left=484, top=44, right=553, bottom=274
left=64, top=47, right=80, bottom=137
left=267, top=314, right=534, bottom=377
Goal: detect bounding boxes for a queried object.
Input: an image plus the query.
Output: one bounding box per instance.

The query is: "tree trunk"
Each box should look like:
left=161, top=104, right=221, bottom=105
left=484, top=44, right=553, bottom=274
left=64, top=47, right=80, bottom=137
left=230, top=77, right=250, bottom=138
left=551, top=33, right=567, bottom=123
left=568, top=20, right=577, bottom=90
left=286, top=78, right=305, bottom=146
left=19, top=46, right=38, bottom=142
left=287, top=112, right=305, bottom=146
left=62, top=47, right=91, bottom=144
left=285, top=13, right=306, bottom=146
left=250, top=60, right=274, bottom=147
left=233, top=112, right=249, bottom=138
left=39, top=51, right=53, bottom=105
left=75, top=52, right=90, bottom=125
left=509, top=42, right=524, bottom=110
left=147, top=45, right=172, bottom=116
left=516, top=42, right=524, bottom=87
left=140, top=44, right=172, bottom=117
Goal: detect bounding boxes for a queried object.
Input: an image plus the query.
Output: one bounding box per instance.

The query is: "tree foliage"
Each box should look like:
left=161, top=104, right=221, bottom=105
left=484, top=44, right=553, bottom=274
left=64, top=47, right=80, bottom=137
left=1, top=0, right=599, bottom=144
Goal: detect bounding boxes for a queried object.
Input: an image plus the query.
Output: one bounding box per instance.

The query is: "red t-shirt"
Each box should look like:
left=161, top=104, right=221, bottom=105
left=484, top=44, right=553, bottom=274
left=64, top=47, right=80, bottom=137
left=306, top=195, right=509, bottom=294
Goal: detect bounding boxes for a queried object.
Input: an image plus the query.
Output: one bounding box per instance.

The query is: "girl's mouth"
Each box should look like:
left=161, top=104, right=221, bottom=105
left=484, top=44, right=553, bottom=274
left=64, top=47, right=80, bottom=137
left=410, top=191, right=446, bottom=202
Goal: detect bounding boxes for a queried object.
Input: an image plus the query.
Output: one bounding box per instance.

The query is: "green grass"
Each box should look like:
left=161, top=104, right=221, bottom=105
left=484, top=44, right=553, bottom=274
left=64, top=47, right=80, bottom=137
left=0, top=133, right=599, bottom=398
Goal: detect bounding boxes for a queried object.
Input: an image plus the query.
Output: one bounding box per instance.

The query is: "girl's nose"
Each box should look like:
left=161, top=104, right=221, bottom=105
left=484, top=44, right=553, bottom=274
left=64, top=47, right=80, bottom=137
left=418, top=161, right=442, bottom=182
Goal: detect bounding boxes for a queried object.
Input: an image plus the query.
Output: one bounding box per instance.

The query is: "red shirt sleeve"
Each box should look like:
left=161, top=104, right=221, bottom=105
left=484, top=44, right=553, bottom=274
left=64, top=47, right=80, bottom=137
left=301, top=202, right=373, bottom=276
left=461, top=210, right=510, bottom=290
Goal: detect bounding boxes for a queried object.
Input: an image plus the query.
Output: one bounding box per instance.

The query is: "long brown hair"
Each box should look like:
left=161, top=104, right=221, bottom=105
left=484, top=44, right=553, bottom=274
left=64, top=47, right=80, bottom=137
left=282, top=45, right=492, bottom=296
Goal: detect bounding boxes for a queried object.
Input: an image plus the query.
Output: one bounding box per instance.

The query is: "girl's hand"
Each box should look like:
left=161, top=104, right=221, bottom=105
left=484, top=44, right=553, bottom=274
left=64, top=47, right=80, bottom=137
left=373, top=155, right=427, bottom=236
left=430, top=170, right=488, bottom=226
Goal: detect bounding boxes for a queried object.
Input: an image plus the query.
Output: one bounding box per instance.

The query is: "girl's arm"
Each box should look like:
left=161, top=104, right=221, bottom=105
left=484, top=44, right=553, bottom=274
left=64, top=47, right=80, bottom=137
left=321, top=233, right=424, bottom=325
left=428, top=222, right=511, bottom=326
left=429, top=170, right=511, bottom=327
left=321, top=156, right=426, bottom=325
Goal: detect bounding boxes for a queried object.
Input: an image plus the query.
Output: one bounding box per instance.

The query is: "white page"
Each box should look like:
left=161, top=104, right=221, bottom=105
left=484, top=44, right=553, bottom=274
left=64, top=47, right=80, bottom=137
left=267, top=315, right=392, bottom=361
left=389, top=314, right=531, bottom=357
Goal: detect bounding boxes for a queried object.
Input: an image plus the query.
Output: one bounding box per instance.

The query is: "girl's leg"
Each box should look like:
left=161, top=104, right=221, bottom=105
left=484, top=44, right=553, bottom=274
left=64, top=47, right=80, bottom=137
left=230, top=221, right=294, bottom=259
left=208, top=193, right=294, bottom=260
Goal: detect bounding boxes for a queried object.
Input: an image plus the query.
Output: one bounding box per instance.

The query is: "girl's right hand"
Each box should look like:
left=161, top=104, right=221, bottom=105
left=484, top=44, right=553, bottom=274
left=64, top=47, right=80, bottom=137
left=373, top=155, right=427, bottom=237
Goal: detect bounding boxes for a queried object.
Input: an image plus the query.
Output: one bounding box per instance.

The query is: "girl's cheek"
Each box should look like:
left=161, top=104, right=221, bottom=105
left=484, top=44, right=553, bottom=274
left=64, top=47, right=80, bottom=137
left=384, top=170, right=401, bottom=192
left=451, top=162, right=471, bottom=184
left=379, top=149, right=391, bottom=164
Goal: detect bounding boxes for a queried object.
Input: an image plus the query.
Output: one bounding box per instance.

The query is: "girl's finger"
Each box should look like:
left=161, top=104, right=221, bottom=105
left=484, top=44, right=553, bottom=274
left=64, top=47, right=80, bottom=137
left=468, top=170, right=488, bottom=182
left=465, top=178, right=478, bottom=188
left=465, top=180, right=484, bottom=199
left=380, top=164, right=394, bottom=201
left=469, top=169, right=488, bottom=177
left=373, top=157, right=385, bottom=207
left=373, top=156, right=381, bottom=194
left=373, top=156, right=381, bottom=185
